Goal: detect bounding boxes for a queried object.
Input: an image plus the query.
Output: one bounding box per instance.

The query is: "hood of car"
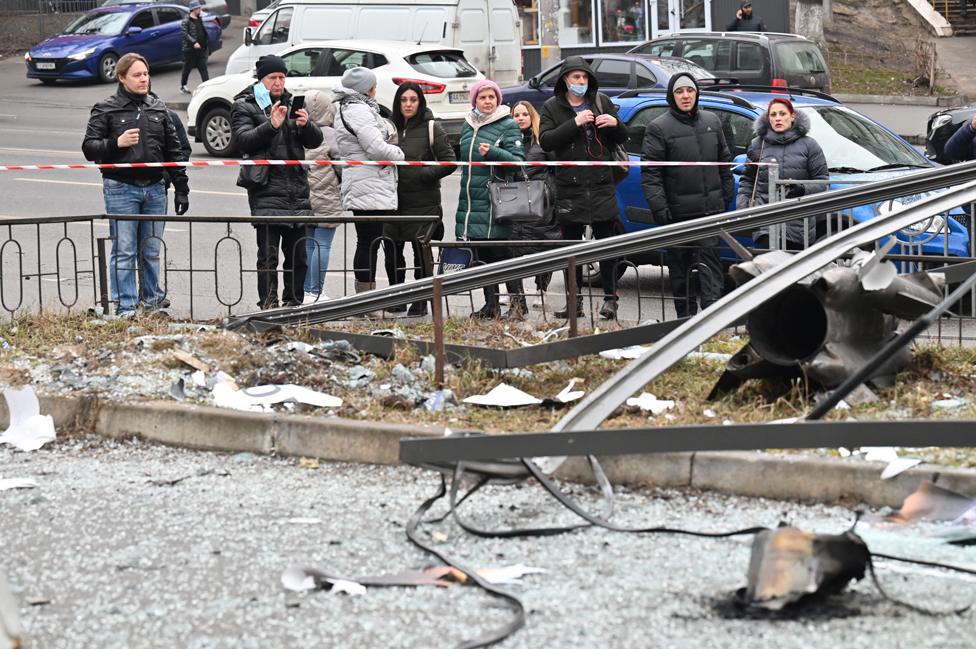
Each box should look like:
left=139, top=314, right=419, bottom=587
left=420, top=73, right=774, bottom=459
left=31, top=34, right=107, bottom=58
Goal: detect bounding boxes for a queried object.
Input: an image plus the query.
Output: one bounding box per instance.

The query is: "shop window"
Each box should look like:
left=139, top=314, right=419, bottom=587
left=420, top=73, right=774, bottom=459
left=559, top=0, right=594, bottom=46
left=600, top=0, right=645, bottom=43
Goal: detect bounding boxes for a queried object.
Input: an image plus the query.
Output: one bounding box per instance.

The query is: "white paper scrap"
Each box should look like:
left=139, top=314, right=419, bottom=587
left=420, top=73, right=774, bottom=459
left=0, top=478, right=38, bottom=491
left=326, top=579, right=367, bottom=596
left=191, top=370, right=207, bottom=388
left=476, top=564, right=546, bottom=585
left=862, top=447, right=922, bottom=480
left=599, top=346, right=650, bottom=361
left=625, top=393, right=675, bottom=416
left=212, top=378, right=342, bottom=412
left=0, top=387, right=56, bottom=452
left=281, top=567, right=317, bottom=592
left=554, top=378, right=585, bottom=404
left=463, top=384, right=542, bottom=408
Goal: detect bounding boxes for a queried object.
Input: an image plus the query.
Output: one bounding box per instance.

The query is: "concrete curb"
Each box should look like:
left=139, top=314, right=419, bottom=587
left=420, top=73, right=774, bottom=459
left=4, top=395, right=974, bottom=509
left=834, top=93, right=967, bottom=107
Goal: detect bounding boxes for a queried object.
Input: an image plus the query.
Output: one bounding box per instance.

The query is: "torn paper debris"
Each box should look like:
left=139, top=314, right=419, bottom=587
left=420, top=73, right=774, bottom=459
left=0, top=478, right=38, bottom=491
left=476, top=565, right=546, bottom=586
left=281, top=567, right=366, bottom=595
left=599, top=345, right=650, bottom=361
left=625, top=392, right=675, bottom=416
left=861, top=447, right=922, bottom=480
left=554, top=378, right=585, bottom=404
left=0, top=386, right=56, bottom=452
left=463, top=383, right=542, bottom=408
left=1, top=573, right=23, bottom=649
left=212, top=377, right=342, bottom=412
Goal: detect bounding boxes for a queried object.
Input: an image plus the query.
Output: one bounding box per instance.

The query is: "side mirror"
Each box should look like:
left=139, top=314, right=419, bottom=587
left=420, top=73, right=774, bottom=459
left=527, top=76, right=539, bottom=90
left=733, top=152, right=747, bottom=175
left=126, top=26, right=143, bottom=35
left=244, top=27, right=252, bottom=46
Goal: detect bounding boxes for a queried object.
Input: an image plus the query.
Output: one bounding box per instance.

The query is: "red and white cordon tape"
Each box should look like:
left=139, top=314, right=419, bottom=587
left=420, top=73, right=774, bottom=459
left=0, top=159, right=773, bottom=172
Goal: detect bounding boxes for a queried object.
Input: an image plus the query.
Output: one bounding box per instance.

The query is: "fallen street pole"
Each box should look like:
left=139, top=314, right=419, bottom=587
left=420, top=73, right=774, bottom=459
left=398, top=420, right=976, bottom=465
left=222, top=161, right=976, bottom=330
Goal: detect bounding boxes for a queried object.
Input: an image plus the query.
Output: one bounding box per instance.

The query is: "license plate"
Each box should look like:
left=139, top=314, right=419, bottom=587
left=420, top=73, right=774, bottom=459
left=36, top=62, right=55, bottom=70
left=449, top=91, right=469, bottom=104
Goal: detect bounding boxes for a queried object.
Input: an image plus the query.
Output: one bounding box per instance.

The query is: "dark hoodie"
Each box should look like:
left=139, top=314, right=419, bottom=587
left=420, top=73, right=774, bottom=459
left=230, top=83, right=323, bottom=214
left=538, top=56, right=629, bottom=225
left=639, top=72, right=733, bottom=224
left=391, top=82, right=457, bottom=220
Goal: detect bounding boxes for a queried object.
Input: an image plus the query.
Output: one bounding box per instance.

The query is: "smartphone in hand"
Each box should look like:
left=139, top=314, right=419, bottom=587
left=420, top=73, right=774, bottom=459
left=289, top=95, right=305, bottom=119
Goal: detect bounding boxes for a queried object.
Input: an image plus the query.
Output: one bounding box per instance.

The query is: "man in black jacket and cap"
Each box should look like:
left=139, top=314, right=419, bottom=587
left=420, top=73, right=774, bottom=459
left=231, top=54, right=323, bottom=309
left=726, top=1, right=767, bottom=31
left=179, top=0, right=209, bottom=93
left=641, top=72, right=733, bottom=318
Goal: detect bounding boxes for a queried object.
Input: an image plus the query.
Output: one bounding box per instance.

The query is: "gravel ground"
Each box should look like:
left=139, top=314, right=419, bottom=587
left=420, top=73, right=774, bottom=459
left=2, top=437, right=975, bottom=649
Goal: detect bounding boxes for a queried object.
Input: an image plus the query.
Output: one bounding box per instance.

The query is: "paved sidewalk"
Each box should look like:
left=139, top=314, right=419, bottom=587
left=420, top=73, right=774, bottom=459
left=937, top=35, right=976, bottom=102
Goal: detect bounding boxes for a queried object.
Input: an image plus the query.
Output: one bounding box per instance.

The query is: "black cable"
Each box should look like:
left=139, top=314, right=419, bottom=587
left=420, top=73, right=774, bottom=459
left=867, top=554, right=972, bottom=616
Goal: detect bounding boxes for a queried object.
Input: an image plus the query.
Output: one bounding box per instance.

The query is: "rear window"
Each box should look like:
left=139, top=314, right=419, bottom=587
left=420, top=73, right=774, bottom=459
left=774, top=42, right=827, bottom=75
left=407, top=51, right=478, bottom=78
left=653, top=57, right=712, bottom=80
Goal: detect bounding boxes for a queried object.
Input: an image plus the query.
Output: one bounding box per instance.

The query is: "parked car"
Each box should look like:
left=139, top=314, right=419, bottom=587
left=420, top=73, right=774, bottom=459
left=925, top=103, right=976, bottom=163
left=227, top=0, right=522, bottom=87
left=102, top=0, right=230, bottom=28
left=247, top=0, right=279, bottom=27
left=502, top=53, right=711, bottom=110
left=597, top=86, right=968, bottom=283
left=188, top=40, right=482, bottom=157
left=25, top=4, right=222, bottom=84
left=628, top=32, right=831, bottom=94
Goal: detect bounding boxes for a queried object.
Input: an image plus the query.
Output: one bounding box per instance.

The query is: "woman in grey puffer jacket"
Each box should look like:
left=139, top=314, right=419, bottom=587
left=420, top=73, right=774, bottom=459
left=736, top=97, right=828, bottom=249
left=333, top=67, right=404, bottom=294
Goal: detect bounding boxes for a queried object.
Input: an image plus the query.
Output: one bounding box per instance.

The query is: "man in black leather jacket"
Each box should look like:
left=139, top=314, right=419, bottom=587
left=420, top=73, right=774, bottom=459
left=180, top=0, right=209, bottom=93
left=83, top=52, right=189, bottom=317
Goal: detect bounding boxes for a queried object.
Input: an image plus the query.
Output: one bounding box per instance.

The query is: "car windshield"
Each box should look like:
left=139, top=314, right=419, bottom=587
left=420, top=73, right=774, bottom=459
left=407, top=51, right=478, bottom=78
left=64, top=12, right=129, bottom=35
left=802, top=106, right=925, bottom=171
left=653, top=58, right=712, bottom=80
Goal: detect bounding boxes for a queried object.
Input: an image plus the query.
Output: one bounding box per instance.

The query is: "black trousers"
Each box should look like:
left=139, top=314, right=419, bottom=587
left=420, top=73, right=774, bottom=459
left=352, top=211, right=398, bottom=284
left=255, top=223, right=308, bottom=309
left=382, top=220, right=435, bottom=285
left=473, top=243, right=523, bottom=306
left=561, top=221, right=618, bottom=299
left=180, top=50, right=209, bottom=86
left=667, top=236, right=723, bottom=318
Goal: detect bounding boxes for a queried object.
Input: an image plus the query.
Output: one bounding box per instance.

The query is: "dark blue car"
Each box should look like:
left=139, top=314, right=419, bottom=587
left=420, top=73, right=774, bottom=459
left=595, top=87, right=970, bottom=282
left=25, top=4, right=222, bottom=84
left=501, top=53, right=711, bottom=110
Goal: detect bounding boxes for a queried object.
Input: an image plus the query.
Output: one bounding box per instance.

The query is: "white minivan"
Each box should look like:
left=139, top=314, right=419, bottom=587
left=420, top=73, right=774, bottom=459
left=226, top=0, right=523, bottom=87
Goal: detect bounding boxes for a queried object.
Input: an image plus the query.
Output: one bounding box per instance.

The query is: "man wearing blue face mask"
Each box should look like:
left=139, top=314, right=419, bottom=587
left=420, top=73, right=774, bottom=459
left=539, top=56, right=629, bottom=320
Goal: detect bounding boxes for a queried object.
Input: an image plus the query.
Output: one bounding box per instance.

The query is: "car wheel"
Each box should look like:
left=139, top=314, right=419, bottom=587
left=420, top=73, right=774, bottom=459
left=202, top=106, right=237, bottom=157
left=98, top=53, right=118, bottom=83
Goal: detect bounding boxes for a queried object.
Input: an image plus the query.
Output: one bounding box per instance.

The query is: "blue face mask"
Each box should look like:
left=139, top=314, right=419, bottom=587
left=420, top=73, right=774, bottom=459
left=569, top=83, right=588, bottom=97
left=472, top=107, right=483, bottom=116
left=253, top=82, right=272, bottom=111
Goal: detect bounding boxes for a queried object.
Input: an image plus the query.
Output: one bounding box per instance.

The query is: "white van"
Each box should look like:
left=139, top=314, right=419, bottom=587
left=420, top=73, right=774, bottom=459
left=226, top=0, right=523, bottom=87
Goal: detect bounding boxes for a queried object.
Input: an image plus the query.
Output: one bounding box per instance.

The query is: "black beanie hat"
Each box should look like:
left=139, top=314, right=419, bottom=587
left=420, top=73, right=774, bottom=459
left=255, top=55, right=287, bottom=80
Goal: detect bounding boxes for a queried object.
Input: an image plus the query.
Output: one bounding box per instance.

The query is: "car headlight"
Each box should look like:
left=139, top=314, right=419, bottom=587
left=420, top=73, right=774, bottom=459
left=24, top=52, right=32, bottom=61
left=931, top=114, right=953, bottom=131
left=68, top=48, right=96, bottom=61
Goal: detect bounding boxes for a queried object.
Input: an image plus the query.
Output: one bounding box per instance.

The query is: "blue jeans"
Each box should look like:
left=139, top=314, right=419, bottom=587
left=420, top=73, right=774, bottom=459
left=103, top=178, right=167, bottom=314
left=304, top=226, right=337, bottom=294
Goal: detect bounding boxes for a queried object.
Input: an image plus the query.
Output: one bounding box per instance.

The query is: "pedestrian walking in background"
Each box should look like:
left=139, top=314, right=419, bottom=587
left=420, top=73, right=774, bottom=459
left=179, top=0, right=209, bottom=94
left=83, top=52, right=189, bottom=318
left=390, top=81, right=457, bottom=317
left=944, top=114, right=976, bottom=162
left=302, top=89, right=342, bottom=304
left=641, top=72, right=733, bottom=318
left=512, top=100, right=561, bottom=312
left=332, top=67, right=404, bottom=300
left=725, top=1, right=766, bottom=31
left=539, top=56, right=628, bottom=321
left=231, top=54, right=323, bottom=310
left=736, top=98, right=828, bottom=249
left=455, top=79, right=526, bottom=320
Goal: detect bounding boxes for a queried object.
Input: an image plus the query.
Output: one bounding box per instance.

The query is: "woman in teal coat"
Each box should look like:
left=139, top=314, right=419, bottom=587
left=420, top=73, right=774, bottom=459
left=455, top=79, right=526, bottom=319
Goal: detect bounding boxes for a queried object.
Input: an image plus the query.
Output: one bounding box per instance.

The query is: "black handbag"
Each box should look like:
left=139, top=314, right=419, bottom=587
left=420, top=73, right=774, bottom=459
left=488, top=169, right=549, bottom=225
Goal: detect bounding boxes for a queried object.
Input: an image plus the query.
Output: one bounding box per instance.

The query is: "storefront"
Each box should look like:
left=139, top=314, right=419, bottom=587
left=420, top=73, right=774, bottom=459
left=518, top=0, right=788, bottom=76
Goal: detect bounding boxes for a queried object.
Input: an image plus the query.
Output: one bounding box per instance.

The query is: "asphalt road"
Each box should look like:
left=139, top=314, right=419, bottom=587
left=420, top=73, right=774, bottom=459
left=2, top=436, right=975, bottom=649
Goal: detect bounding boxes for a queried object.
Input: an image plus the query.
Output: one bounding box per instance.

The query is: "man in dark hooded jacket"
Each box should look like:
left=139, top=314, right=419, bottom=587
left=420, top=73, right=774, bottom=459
left=641, top=72, right=733, bottom=318
left=231, top=54, right=323, bottom=309
left=726, top=1, right=767, bottom=31
left=539, top=56, right=629, bottom=320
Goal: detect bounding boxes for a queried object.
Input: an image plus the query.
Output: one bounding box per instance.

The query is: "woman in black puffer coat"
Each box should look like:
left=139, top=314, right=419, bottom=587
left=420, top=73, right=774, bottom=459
left=512, top=100, right=561, bottom=311
left=736, top=97, right=828, bottom=249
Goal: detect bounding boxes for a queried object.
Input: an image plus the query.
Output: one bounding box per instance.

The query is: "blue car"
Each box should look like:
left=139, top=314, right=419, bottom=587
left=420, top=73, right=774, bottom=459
left=25, top=4, right=222, bottom=84
left=501, top=53, right=712, bottom=111
left=609, top=86, right=970, bottom=274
